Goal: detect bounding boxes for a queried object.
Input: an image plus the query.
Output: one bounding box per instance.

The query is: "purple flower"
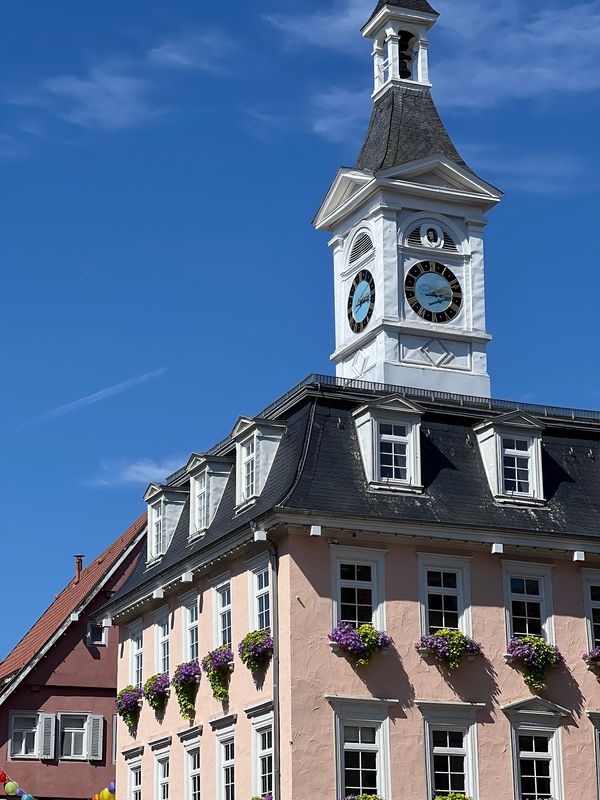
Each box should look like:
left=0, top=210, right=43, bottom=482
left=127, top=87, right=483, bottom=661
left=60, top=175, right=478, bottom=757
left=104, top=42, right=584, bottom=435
left=173, top=660, right=201, bottom=688
left=416, top=629, right=482, bottom=671
left=329, top=622, right=393, bottom=667
left=202, top=647, right=234, bottom=673
left=116, top=686, right=143, bottom=713
left=583, top=647, right=600, bottom=664
left=330, top=622, right=368, bottom=656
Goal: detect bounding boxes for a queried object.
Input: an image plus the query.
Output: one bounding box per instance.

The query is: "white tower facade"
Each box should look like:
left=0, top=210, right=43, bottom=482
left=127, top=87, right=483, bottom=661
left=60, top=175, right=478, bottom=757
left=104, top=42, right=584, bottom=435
left=314, top=0, right=503, bottom=398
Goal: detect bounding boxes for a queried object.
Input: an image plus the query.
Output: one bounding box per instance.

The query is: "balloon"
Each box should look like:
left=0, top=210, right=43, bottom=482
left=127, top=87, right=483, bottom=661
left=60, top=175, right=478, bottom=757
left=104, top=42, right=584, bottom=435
left=108, top=783, right=116, bottom=794
left=16, top=790, right=24, bottom=797
left=5, top=783, right=19, bottom=796
left=22, top=795, right=34, bottom=800
left=108, top=794, right=115, bottom=800
left=0, top=771, right=7, bottom=783
left=93, top=794, right=100, bottom=800
left=100, top=789, right=110, bottom=800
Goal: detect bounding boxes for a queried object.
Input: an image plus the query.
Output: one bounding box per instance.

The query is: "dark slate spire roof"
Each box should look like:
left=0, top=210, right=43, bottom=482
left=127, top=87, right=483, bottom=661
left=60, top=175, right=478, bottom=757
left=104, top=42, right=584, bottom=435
left=355, top=85, right=474, bottom=175
left=367, top=0, right=438, bottom=24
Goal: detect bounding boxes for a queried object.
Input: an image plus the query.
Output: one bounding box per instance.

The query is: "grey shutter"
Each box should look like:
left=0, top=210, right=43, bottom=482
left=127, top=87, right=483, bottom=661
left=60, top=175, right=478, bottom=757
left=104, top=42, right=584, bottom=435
left=88, top=715, right=104, bottom=761
left=38, top=713, right=56, bottom=760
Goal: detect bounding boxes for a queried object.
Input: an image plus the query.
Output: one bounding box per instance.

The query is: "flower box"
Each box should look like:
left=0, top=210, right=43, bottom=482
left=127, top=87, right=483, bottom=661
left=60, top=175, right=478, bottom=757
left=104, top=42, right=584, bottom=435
left=583, top=648, right=600, bottom=671
left=329, top=622, right=393, bottom=667
left=415, top=630, right=482, bottom=671
left=506, top=636, right=563, bottom=691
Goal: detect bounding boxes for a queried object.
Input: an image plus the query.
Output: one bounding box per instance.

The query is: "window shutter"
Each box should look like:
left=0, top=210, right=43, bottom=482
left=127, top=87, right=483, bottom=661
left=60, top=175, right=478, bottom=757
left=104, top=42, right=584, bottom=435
left=87, top=715, right=104, bottom=761
left=38, top=714, right=56, bottom=760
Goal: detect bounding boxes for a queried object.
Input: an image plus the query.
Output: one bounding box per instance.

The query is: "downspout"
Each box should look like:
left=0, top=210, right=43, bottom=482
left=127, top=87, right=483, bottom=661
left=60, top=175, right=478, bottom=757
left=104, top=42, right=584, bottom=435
left=267, top=537, right=281, bottom=800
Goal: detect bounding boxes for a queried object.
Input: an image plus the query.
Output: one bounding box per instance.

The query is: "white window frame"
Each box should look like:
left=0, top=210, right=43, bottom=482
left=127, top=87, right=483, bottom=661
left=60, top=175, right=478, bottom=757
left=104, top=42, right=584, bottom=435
left=495, top=430, right=543, bottom=501
left=149, top=499, right=166, bottom=560
left=129, top=623, right=144, bottom=688
left=215, top=725, right=236, bottom=800
left=510, top=722, right=563, bottom=800
left=418, top=553, right=472, bottom=637
left=251, top=711, right=274, bottom=800
left=186, top=745, right=201, bottom=800
left=212, top=576, right=233, bottom=648
left=112, top=714, right=118, bottom=765
left=128, top=761, right=142, bottom=800
left=372, top=415, right=421, bottom=489
left=330, top=699, right=391, bottom=800
left=155, top=610, right=170, bottom=675
left=332, top=546, right=386, bottom=630
left=9, top=712, right=40, bottom=760
left=155, top=752, right=170, bottom=800
left=191, top=471, right=209, bottom=536
left=238, top=434, right=257, bottom=505
left=502, top=561, right=554, bottom=645
left=182, top=593, right=200, bottom=662
left=589, top=713, right=600, bottom=800
left=248, top=561, right=271, bottom=632
left=58, top=713, right=88, bottom=761
left=500, top=435, right=533, bottom=496
left=87, top=620, right=108, bottom=647
left=583, top=570, right=600, bottom=651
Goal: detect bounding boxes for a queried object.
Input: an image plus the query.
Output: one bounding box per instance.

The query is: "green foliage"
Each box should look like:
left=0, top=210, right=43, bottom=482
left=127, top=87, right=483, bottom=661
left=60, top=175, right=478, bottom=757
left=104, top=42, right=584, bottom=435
left=143, top=674, right=170, bottom=712
left=430, top=628, right=480, bottom=671
left=202, top=647, right=234, bottom=702
left=116, top=685, right=142, bottom=729
left=433, top=794, right=470, bottom=800
left=355, top=624, right=384, bottom=667
left=239, top=630, right=273, bottom=673
left=513, top=635, right=563, bottom=692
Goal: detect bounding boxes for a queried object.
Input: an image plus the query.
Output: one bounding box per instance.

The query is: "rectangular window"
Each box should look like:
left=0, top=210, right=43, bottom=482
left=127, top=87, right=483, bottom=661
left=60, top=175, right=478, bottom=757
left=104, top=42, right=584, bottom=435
left=517, top=733, right=553, bottom=800
left=221, top=739, right=235, bottom=800
left=241, top=437, right=256, bottom=501
left=378, top=422, right=409, bottom=482
left=130, top=627, right=143, bottom=688
left=217, top=583, right=232, bottom=648
left=88, top=621, right=107, bottom=647
left=59, top=714, right=87, bottom=759
left=342, top=723, right=379, bottom=797
left=253, top=566, right=271, bottom=632
left=339, top=562, right=374, bottom=628
left=130, top=766, right=142, bottom=800
left=509, top=576, right=543, bottom=637
left=194, top=473, right=208, bottom=532
left=157, top=756, right=170, bottom=800
left=502, top=437, right=531, bottom=495
left=426, top=569, right=460, bottom=633
left=151, top=500, right=166, bottom=558
left=256, top=725, right=273, bottom=799
left=188, top=747, right=201, bottom=800
left=585, top=576, right=600, bottom=649
left=592, top=585, right=600, bottom=648
left=184, top=599, right=199, bottom=662
left=10, top=714, right=38, bottom=758
left=430, top=728, right=467, bottom=796
left=156, top=615, right=170, bottom=674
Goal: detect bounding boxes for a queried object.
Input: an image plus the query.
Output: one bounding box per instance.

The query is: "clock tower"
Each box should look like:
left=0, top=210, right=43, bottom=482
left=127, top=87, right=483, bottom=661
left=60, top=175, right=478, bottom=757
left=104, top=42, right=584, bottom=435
left=314, top=0, right=502, bottom=398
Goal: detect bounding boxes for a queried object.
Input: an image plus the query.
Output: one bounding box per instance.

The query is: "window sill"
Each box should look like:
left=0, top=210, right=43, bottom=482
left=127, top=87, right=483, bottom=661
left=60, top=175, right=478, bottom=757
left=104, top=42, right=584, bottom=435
left=368, top=481, right=424, bottom=496
left=235, top=497, right=257, bottom=514
left=188, top=529, right=207, bottom=543
left=146, top=555, right=165, bottom=568
left=494, top=494, right=546, bottom=508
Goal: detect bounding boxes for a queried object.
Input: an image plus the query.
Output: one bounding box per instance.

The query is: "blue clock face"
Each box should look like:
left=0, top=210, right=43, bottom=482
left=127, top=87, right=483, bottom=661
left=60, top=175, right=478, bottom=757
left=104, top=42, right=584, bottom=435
left=405, top=261, right=462, bottom=323
left=347, top=270, right=376, bottom=333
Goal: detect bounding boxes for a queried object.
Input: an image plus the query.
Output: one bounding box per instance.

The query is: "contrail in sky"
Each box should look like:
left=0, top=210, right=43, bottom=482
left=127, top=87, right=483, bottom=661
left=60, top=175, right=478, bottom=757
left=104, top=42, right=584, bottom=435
left=40, top=367, right=168, bottom=420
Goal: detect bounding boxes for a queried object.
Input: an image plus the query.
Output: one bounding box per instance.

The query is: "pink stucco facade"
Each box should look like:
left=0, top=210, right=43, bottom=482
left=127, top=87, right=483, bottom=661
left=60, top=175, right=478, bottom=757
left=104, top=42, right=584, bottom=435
left=115, top=527, right=600, bottom=800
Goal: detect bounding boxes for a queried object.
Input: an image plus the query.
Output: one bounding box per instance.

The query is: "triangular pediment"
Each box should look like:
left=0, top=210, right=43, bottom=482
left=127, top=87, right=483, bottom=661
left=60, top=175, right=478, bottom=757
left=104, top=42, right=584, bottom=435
left=231, top=416, right=255, bottom=438
left=502, top=697, right=570, bottom=717
left=354, top=393, right=425, bottom=418
left=143, top=483, right=163, bottom=502
left=378, top=155, right=503, bottom=201
left=474, top=410, right=545, bottom=435
left=313, top=168, right=375, bottom=230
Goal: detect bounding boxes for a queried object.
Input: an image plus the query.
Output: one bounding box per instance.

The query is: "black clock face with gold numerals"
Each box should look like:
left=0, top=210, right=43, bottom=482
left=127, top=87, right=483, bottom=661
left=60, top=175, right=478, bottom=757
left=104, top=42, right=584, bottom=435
left=404, top=261, right=462, bottom=323
left=347, top=269, right=376, bottom=333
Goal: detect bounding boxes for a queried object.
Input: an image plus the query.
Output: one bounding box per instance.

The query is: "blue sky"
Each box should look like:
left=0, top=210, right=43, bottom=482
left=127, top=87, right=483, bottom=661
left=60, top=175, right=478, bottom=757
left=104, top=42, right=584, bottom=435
left=1, top=0, right=599, bottom=658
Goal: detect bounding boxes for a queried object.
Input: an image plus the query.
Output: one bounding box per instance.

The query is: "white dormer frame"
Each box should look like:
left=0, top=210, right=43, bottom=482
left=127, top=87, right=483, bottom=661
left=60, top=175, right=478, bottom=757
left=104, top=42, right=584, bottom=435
left=353, top=395, right=424, bottom=494
left=143, top=484, right=187, bottom=563
left=231, top=417, right=286, bottom=510
left=186, top=453, right=233, bottom=541
left=474, top=412, right=545, bottom=506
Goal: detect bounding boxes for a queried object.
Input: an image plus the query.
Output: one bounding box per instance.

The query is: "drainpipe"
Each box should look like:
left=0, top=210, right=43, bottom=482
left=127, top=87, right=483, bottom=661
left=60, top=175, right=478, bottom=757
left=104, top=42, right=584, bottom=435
left=267, top=537, right=281, bottom=800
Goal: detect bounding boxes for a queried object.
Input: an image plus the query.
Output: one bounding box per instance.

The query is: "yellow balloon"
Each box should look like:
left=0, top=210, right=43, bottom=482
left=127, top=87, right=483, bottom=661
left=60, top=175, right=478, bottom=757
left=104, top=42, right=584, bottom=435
left=5, top=783, right=19, bottom=796
left=108, top=793, right=115, bottom=800
left=100, top=789, right=110, bottom=800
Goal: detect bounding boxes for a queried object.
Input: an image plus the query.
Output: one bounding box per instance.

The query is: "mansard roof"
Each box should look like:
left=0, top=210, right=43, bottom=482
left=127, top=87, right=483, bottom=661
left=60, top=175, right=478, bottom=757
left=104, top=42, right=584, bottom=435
left=355, top=86, right=475, bottom=175
left=107, top=375, right=600, bottom=611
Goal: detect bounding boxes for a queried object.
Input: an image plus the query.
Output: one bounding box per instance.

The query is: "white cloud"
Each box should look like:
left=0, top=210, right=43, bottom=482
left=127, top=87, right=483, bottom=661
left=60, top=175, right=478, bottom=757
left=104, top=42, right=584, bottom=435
left=91, top=456, right=185, bottom=487
left=311, top=87, right=371, bottom=143
left=148, top=31, right=235, bottom=73
left=265, top=0, right=371, bottom=51
left=39, top=368, right=168, bottom=420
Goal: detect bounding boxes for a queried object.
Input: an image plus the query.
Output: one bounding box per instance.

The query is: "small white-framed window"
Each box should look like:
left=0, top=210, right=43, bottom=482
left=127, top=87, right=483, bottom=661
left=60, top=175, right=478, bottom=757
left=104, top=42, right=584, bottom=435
left=583, top=570, right=600, bottom=650
left=418, top=554, right=472, bottom=636
left=129, top=624, right=144, bottom=688
left=240, top=436, right=256, bottom=502
left=59, top=714, right=87, bottom=759
left=501, top=437, right=532, bottom=495
left=193, top=472, right=209, bottom=534
left=251, top=713, right=274, bottom=800
left=112, top=714, right=118, bottom=764
left=219, top=737, right=235, bottom=800
left=250, top=564, right=271, bottom=632
left=129, top=764, right=142, bottom=800
left=183, top=596, right=200, bottom=662
left=187, top=746, right=201, bottom=800
left=503, top=561, right=554, bottom=643
left=156, top=612, right=170, bottom=674
left=514, top=729, right=561, bottom=800
left=430, top=728, right=470, bottom=796
left=150, top=500, right=166, bottom=559
left=377, top=421, right=410, bottom=482
left=214, top=580, right=232, bottom=648
left=87, top=621, right=107, bottom=647
left=156, top=754, right=170, bottom=800
left=10, top=713, right=39, bottom=758
left=332, top=546, right=386, bottom=630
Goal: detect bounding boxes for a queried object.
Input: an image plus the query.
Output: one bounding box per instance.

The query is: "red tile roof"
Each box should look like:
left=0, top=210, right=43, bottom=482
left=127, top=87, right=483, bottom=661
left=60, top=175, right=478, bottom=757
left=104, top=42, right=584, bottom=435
left=0, top=514, right=147, bottom=683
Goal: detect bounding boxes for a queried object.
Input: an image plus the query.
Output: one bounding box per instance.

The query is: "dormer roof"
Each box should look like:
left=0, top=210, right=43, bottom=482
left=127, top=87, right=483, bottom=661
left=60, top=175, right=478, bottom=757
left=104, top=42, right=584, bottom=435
left=353, top=393, right=425, bottom=418
left=474, top=410, right=546, bottom=435
left=230, top=415, right=286, bottom=441
left=364, top=0, right=439, bottom=28
left=144, top=483, right=189, bottom=503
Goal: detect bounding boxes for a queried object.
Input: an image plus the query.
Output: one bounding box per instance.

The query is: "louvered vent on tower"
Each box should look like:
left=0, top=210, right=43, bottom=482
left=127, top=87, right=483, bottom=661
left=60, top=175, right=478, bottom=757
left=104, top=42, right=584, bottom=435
left=406, top=225, right=459, bottom=253
left=349, top=233, right=374, bottom=264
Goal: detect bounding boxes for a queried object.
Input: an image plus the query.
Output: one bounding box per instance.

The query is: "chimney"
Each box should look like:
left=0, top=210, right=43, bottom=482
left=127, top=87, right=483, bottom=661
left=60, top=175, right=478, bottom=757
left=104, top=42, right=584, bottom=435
left=74, top=555, right=84, bottom=583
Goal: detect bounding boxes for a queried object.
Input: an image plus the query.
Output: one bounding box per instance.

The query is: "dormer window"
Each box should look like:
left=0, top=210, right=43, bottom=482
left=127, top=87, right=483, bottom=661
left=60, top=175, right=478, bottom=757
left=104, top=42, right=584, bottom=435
left=186, top=453, right=233, bottom=540
left=150, top=501, right=165, bottom=559
left=474, top=412, right=545, bottom=505
left=353, top=395, right=424, bottom=493
left=144, top=484, right=188, bottom=562
left=231, top=417, right=286, bottom=509
left=194, top=472, right=208, bottom=531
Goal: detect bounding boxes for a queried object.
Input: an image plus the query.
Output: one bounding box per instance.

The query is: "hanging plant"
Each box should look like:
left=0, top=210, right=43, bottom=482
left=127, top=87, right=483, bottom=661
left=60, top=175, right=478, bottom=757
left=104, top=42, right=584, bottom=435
left=116, top=685, right=143, bottom=728
left=173, top=660, right=201, bottom=720
left=416, top=629, right=482, bottom=671
left=251, top=795, right=273, bottom=800
left=329, top=622, right=393, bottom=667
left=340, top=795, right=384, bottom=800
left=202, top=646, right=234, bottom=702
left=506, top=635, right=563, bottom=691
left=434, top=794, right=470, bottom=800
left=143, top=673, right=171, bottom=712
left=583, top=647, right=600, bottom=670
left=239, top=629, right=274, bottom=673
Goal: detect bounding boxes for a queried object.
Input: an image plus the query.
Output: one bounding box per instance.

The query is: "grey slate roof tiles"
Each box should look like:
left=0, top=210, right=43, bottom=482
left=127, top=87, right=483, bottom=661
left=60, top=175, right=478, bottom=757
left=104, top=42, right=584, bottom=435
left=368, top=0, right=439, bottom=21
left=355, top=86, right=474, bottom=174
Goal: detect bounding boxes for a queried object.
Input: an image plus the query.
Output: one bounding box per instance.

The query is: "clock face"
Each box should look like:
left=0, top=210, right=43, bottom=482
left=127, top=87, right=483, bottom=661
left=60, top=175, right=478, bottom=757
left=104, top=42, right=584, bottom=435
left=404, top=261, right=462, bottom=324
left=347, top=270, right=376, bottom=333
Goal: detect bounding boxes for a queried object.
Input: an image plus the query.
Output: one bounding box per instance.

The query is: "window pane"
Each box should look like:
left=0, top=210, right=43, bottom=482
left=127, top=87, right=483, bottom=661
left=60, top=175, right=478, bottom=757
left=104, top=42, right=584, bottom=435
left=340, top=564, right=356, bottom=581
left=591, top=585, right=600, bottom=603
left=355, top=565, right=372, bottom=582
